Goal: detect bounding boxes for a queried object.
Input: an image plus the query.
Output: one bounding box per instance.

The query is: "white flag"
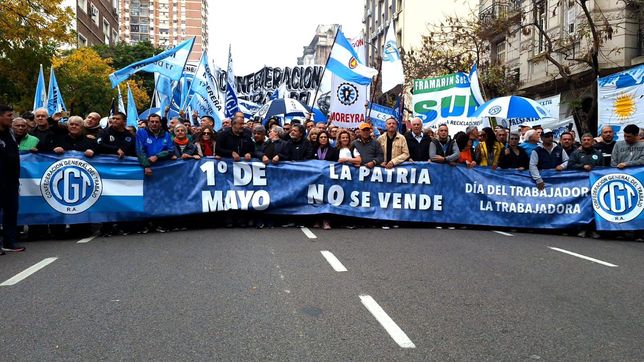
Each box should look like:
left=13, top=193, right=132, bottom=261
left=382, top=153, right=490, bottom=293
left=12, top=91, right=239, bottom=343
left=381, top=21, right=405, bottom=93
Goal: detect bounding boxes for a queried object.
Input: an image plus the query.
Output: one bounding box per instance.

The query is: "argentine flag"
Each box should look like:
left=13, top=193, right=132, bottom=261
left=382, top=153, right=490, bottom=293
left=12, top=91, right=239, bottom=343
left=327, top=29, right=378, bottom=85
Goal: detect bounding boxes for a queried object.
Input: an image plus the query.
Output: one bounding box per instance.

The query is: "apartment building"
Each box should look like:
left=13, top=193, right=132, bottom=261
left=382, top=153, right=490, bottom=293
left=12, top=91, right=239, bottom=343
left=62, top=0, right=120, bottom=47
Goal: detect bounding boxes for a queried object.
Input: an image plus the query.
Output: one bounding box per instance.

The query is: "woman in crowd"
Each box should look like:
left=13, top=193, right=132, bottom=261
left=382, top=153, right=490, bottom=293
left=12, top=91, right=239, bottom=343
left=308, top=128, right=320, bottom=144
left=313, top=130, right=338, bottom=161
left=336, top=129, right=361, bottom=166
left=455, top=131, right=476, bottom=168
left=475, top=126, right=503, bottom=169
left=498, top=131, right=529, bottom=170
left=196, top=127, right=217, bottom=157
left=173, top=124, right=200, bottom=160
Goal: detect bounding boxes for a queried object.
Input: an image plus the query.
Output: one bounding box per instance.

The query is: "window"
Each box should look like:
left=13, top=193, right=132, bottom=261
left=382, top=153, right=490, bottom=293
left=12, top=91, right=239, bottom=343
left=90, top=3, right=99, bottom=26
left=536, top=0, right=547, bottom=53
left=112, top=29, right=119, bottom=43
left=78, top=33, right=88, bottom=47
left=566, top=1, right=576, bottom=35
left=78, top=0, right=87, bottom=13
left=496, top=41, right=506, bottom=64
left=103, top=19, right=110, bottom=35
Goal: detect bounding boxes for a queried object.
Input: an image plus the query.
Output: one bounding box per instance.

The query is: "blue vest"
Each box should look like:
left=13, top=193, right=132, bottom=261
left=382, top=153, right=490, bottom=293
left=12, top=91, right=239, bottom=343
left=536, top=145, right=563, bottom=170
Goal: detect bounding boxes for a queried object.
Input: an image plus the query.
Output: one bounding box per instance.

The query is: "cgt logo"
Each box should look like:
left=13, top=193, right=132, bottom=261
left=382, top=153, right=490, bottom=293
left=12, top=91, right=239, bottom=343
left=591, top=174, right=644, bottom=223
left=40, top=158, right=103, bottom=214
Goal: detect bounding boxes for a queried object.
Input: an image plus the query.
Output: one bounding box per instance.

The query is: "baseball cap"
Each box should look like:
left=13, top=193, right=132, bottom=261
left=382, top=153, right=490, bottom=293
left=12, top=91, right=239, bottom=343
left=542, top=128, right=553, bottom=136
left=359, top=122, right=372, bottom=130
left=519, top=122, right=531, bottom=128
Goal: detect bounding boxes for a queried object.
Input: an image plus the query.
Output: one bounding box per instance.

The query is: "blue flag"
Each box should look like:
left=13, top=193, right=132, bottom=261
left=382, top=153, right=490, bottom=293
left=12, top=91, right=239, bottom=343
left=155, top=74, right=173, bottom=116
left=126, top=84, right=138, bottom=127
left=224, top=81, right=240, bottom=118
left=109, top=37, right=195, bottom=88
left=47, top=66, right=67, bottom=115
left=34, top=64, right=47, bottom=110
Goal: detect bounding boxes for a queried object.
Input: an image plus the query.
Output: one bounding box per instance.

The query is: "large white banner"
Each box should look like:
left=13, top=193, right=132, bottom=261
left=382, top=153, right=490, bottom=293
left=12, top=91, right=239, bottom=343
left=598, top=64, right=644, bottom=141
left=329, top=32, right=369, bottom=129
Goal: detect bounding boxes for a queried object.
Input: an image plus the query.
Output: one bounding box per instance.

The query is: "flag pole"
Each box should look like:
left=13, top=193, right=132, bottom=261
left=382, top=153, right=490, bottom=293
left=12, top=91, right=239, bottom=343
left=180, top=52, right=205, bottom=112
left=365, top=57, right=382, bottom=123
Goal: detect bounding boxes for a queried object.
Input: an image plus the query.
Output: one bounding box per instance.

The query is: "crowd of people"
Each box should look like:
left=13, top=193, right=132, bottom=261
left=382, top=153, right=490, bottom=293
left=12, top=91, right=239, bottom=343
left=1, top=102, right=644, bottom=252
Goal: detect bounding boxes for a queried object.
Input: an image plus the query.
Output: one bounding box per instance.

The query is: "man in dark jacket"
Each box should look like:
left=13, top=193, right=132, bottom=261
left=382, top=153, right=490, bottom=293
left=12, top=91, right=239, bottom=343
left=284, top=124, right=314, bottom=161
left=405, top=117, right=430, bottom=161
left=262, top=126, right=288, bottom=164
left=52, top=116, right=96, bottom=157
left=529, top=129, right=568, bottom=190
left=216, top=112, right=254, bottom=161
left=593, top=125, right=616, bottom=166
left=30, top=108, right=56, bottom=152
left=0, top=104, right=25, bottom=253
left=96, top=112, right=136, bottom=157
left=568, top=133, right=603, bottom=171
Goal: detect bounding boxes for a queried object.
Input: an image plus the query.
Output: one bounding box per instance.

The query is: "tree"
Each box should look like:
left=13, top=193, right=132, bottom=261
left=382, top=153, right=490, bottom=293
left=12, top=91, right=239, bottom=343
left=482, top=0, right=644, bottom=132
left=401, top=11, right=520, bottom=100
left=52, top=48, right=149, bottom=117
left=93, top=41, right=165, bottom=100
left=0, top=0, right=74, bottom=109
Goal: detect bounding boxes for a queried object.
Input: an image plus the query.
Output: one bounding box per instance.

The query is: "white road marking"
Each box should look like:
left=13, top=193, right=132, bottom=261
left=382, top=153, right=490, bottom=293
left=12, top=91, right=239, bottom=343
left=548, top=247, right=618, bottom=267
left=301, top=227, right=317, bottom=239
left=359, top=295, right=416, bottom=349
left=493, top=230, right=514, bottom=237
left=0, top=257, right=58, bottom=286
left=77, top=235, right=97, bottom=244
left=320, top=251, right=348, bottom=272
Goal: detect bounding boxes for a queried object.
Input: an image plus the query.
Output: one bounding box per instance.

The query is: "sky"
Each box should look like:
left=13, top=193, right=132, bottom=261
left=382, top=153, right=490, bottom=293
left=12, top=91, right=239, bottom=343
left=208, top=0, right=477, bottom=76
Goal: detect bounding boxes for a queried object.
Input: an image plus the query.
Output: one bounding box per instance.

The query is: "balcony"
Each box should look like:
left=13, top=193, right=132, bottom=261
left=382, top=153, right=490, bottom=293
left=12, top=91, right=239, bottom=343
left=479, top=1, right=522, bottom=39
left=480, top=0, right=522, bottom=30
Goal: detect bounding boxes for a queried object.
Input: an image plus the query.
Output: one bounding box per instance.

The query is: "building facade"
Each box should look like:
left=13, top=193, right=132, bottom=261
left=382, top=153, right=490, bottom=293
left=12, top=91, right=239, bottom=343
left=62, top=0, right=120, bottom=47
left=479, top=0, right=644, bottom=98
left=297, top=24, right=339, bottom=66
left=118, top=0, right=208, bottom=62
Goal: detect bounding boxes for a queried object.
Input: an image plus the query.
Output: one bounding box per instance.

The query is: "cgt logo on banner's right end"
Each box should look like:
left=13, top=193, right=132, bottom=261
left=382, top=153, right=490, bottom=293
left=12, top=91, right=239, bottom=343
left=591, top=174, right=644, bottom=223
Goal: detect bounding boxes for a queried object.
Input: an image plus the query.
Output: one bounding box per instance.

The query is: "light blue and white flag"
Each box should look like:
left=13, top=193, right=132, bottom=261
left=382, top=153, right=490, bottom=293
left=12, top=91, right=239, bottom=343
left=469, top=64, right=486, bottom=106
left=109, top=37, right=195, bottom=88
left=189, top=51, right=224, bottom=128
left=227, top=44, right=236, bottom=92
left=597, top=63, right=644, bottom=140
left=155, top=73, right=173, bottom=116
left=34, top=64, right=47, bottom=110
left=327, top=29, right=378, bottom=85
left=126, top=84, right=138, bottom=127
left=381, top=22, right=405, bottom=93
left=47, top=66, right=67, bottom=116
left=117, top=85, right=126, bottom=113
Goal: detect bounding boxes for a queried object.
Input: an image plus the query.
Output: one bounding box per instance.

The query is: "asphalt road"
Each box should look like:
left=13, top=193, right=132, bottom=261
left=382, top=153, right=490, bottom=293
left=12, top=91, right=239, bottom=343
left=0, top=226, right=642, bottom=361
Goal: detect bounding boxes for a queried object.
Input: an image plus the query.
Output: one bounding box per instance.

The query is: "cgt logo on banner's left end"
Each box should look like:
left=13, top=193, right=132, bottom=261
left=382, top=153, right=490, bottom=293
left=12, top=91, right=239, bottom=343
left=40, top=158, right=103, bottom=214
left=591, top=173, right=644, bottom=223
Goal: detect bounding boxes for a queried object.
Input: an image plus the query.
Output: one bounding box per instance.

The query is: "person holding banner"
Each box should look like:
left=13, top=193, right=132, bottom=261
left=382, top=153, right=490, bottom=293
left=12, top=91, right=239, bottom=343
left=611, top=124, right=644, bottom=169
left=12, top=118, right=40, bottom=152
left=173, top=124, right=200, bottom=160
left=195, top=127, right=216, bottom=157
left=216, top=112, right=253, bottom=161
left=96, top=112, right=136, bottom=158
left=529, top=129, right=568, bottom=190
left=568, top=133, right=603, bottom=171
left=337, top=129, right=361, bottom=166
left=30, top=108, right=56, bottom=152
left=475, top=127, right=503, bottom=169
left=429, top=124, right=459, bottom=165
left=593, top=125, right=616, bottom=166
left=284, top=124, right=314, bottom=161
left=84, top=112, right=102, bottom=139
left=52, top=116, right=97, bottom=157
left=262, top=126, right=288, bottom=164
left=455, top=132, right=476, bottom=168
left=352, top=123, right=383, bottom=168
left=136, top=114, right=176, bottom=177
left=378, top=117, right=409, bottom=169
left=498, top=131, right=529, bottom=170
left=314, top=131, right=338, bottom=161
left=405, top=117, right=430, bottom=162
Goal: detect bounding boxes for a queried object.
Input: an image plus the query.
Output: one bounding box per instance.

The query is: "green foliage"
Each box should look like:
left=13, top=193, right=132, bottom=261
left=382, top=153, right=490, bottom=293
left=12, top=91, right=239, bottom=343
left=0, top=41, right=57, bottom=111
left=93, top=41, right=164, bottom=99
